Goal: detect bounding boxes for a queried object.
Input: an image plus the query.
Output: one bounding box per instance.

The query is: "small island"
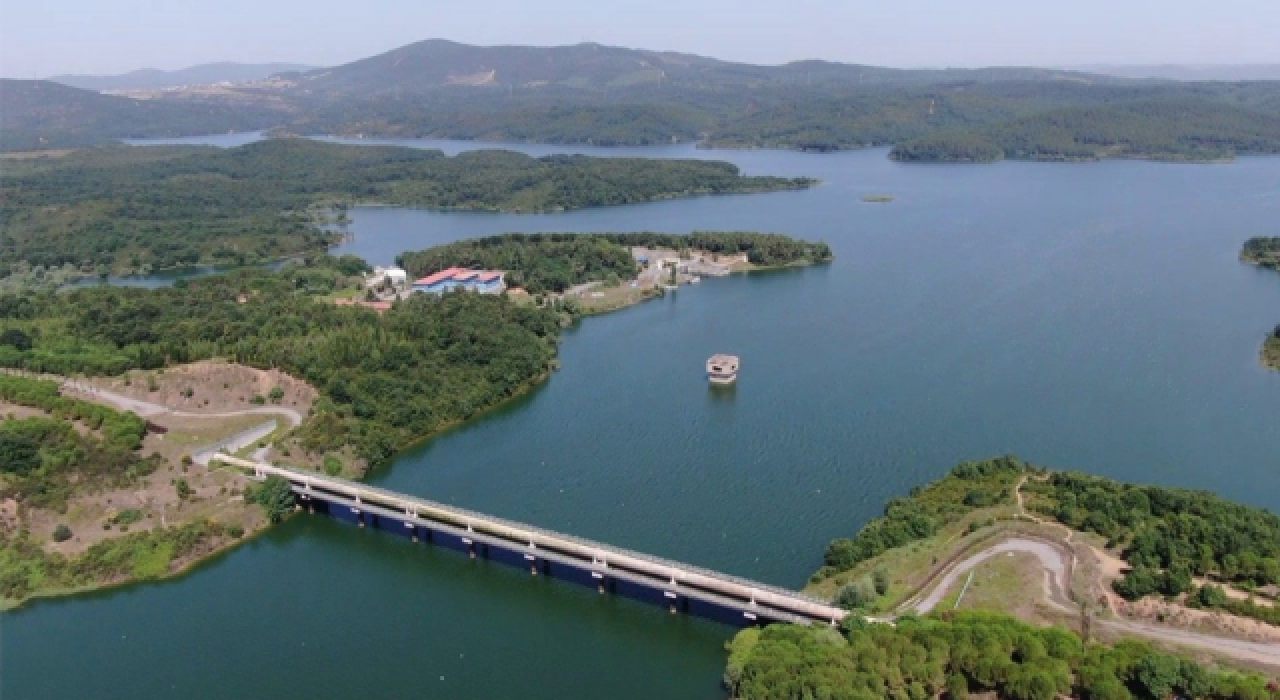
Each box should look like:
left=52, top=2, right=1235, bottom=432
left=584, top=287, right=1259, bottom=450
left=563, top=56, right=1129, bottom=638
left=1242, top=237, right=1280, bottom=370
left=725, top=456, right=1280, bottom=699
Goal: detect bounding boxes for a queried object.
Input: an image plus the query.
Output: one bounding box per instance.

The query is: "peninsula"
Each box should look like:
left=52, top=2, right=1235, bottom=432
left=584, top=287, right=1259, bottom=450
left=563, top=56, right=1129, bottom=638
left=0, top=230, right=830, bottom=607
left=726, top=457, right=1280, bottom=699
left=0, top=138, right=815, bottom=288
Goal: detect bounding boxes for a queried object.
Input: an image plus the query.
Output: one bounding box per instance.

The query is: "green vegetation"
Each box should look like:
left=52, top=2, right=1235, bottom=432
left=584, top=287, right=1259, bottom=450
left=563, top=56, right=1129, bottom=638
left=246, top=476, right=296, bottom=523
left=397, top=232, right=831, bottom=295
left=0, top=519, right=231, bottom=603
left=0, top=138, right=812, bottom=282
left=1264, top=325, right=1280, bottom=372
left=0, top=375, right=158, bottom=510
left=1024, top=472, right=1280, bottom=623
left=1242, top=237, right=1280, bottom=269
left=821, top=456, right=1027, bottom=576
left=0, top=259, right=562, bottom=466
left=725, top=611, right=1277, bottom=700
left=890, top=101, right=1280, bottom=163
left=1241, top=238, right=1280, bottom=371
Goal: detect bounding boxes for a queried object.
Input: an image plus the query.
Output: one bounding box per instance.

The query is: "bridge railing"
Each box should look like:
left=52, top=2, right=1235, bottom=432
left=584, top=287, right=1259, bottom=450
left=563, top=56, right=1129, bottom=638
left=216, top=454, right=845, bottom=620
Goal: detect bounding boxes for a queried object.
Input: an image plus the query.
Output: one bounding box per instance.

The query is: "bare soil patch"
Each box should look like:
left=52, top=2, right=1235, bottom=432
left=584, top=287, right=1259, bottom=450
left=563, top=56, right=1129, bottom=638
left=85, top=359, right=317, bottom=415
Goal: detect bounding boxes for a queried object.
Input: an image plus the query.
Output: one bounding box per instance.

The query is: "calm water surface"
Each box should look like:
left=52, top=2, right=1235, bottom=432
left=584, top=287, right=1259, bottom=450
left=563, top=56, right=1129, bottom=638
left=4, top=137, right=1279, bottom=699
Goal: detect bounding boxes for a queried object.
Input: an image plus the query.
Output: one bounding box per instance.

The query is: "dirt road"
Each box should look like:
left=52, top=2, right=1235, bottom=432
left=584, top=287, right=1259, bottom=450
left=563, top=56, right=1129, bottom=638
left=68, top=384, right=303, bottom=427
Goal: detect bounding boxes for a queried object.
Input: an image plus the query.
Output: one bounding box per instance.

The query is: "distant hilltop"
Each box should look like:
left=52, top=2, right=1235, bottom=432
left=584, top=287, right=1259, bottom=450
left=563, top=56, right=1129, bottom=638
left=1068, top=64, right=1280, bottom=82
left=49, top=62, right=318, bottom=92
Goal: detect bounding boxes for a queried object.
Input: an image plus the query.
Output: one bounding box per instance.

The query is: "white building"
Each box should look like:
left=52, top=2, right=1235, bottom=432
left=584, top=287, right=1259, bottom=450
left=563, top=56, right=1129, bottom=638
left=367, top=266, right=409, bottom=290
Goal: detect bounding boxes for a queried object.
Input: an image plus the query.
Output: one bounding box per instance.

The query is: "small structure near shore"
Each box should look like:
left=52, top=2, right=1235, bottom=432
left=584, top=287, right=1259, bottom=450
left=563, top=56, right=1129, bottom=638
left=707, top=354, right=739, bottom=385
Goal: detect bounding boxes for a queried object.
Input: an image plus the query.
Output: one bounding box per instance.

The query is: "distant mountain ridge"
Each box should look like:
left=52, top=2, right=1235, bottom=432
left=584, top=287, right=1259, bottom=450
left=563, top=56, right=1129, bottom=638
left=0, top=79, right=281, bottom=151
left=50, top=62, right=317, bottom=91
left=1071, top=64, right=1280, bottom=82
left=279, top=39, right=1108, bottom=98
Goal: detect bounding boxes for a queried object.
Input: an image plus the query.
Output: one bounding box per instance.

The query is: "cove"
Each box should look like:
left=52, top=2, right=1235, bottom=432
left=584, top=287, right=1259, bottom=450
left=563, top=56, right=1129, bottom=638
left=3, top=140, right=1279, bottom=700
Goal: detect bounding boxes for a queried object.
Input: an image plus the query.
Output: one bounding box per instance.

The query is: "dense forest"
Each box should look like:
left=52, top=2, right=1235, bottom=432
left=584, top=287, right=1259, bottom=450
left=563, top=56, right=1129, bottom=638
left=1025, top=472, right=1280, bottom=595
left=397, top=232, right=832, bottom=294
left=890, top=100, right=1280, bottom=162
left=725, top=611, right=1277, bottom=700
left=0, top=257, right=564, bottom=465
left=0, top=138, right=811, bottom=278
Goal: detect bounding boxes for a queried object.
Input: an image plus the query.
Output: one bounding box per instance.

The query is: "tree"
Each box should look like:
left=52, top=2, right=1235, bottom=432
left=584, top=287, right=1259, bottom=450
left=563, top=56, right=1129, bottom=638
left=946, top=673, right=969, bottom=699
left=253, top=475, right=296, bottom=523
left=873, top=567, right=891, bottom=595
left=1134, top=654, right=1181, bottom=700
left=834, top=577, right=878, bottom=610
left=0, top=430, right=41, bottom=475
left=0, top=328, right=32, bottom=351
left=52, top=524, right=73, bottom=542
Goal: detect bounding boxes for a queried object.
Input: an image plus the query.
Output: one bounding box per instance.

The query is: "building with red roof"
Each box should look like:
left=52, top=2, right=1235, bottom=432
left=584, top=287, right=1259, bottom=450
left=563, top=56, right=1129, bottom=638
left=412, top=268, right=507, bottom=295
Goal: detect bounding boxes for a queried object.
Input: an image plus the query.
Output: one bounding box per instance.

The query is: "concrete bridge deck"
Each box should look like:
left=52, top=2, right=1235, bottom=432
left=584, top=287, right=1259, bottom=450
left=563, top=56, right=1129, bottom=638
left=217, top=454, right=848, bottom=628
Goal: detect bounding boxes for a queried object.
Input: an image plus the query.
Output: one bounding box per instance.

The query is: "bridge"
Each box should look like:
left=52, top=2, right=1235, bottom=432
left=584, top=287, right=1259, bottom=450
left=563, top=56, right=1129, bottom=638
left=216, top=454, right=848, bottom=628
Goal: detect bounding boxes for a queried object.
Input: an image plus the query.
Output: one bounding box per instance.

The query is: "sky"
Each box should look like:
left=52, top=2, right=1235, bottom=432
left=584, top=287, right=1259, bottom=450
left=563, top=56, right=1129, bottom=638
left=2, top=0, right=1279, bottom=78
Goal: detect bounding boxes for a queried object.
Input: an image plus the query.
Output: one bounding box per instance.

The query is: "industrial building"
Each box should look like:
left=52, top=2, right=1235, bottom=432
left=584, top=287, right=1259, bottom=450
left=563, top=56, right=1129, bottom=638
left=412, top=267, right=507, bottom=295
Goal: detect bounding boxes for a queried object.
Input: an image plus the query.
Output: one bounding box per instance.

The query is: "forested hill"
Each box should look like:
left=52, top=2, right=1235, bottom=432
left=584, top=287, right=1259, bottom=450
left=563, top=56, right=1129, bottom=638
left=276, top=39, right=1100, bottom=98
left=889, top=100, right=1280, bottom=162
left=49, top=62, right=316, bottom=92
left=9, top=42, right=1280, bottom=156
left=0, top=138, right=811, bottom=280
left=0, top=80, right=281, bottom=152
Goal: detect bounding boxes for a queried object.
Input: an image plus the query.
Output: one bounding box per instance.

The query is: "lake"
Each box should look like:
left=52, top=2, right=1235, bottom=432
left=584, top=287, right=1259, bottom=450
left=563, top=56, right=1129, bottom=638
left=4, top=136, right=1279, bottom=699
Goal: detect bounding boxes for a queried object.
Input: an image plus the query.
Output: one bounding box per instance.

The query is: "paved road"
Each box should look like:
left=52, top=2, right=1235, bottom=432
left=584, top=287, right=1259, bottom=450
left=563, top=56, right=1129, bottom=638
left=192, top=419, right=279, bottom=466
left=913, top=538, right=1068, bottom=614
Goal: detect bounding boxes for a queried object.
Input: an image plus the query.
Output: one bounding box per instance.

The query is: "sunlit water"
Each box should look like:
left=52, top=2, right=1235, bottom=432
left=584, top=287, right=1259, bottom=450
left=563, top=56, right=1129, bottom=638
left=4, top=134, right=1279, bottom=699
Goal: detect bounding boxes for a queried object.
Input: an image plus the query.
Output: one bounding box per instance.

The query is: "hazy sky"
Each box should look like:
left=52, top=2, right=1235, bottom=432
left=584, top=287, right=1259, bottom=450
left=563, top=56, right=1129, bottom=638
left=3, top=0, right=1279, bottom=78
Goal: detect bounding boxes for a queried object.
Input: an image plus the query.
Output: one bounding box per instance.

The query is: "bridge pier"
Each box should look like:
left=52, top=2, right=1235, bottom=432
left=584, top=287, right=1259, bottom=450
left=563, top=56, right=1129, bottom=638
left=219, top=454, right=848, bottom=629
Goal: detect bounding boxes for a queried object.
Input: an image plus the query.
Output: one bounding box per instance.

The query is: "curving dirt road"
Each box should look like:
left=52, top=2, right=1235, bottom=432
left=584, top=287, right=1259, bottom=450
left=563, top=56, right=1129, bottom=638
left=913, top=538, right=1069, bottom=615
left=900, top=480, right=1280, bottom=669
left=67, top=384, right=303, bottom=427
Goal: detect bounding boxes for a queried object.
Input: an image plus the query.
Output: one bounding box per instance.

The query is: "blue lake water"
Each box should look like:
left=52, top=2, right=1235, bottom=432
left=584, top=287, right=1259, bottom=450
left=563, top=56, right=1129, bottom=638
left=4, top=135, right=1279, bottom=699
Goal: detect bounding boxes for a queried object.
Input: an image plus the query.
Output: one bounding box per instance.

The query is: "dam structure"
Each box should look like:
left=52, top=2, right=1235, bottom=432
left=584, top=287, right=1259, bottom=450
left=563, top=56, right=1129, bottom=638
left=216, top=455, right=847, bottom=628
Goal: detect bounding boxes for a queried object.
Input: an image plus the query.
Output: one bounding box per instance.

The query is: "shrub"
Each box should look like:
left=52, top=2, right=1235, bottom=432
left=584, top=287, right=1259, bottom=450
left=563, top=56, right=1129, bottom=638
left=52, top=524, right=73, bottom=542
left=834, top=577, right=878, bottom=610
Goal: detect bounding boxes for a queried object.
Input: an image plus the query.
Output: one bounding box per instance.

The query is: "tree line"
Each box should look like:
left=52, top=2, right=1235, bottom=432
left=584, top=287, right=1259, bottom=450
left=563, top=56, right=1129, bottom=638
left=725, top=611, right=1278, bottom=700
left=0, top=138, right=812, bottom=280
left=397, top=232, right=832, bottom=294
left=1026, top=471, right=1280, bottom=620
left=890, top=100, right=1280, bottom=163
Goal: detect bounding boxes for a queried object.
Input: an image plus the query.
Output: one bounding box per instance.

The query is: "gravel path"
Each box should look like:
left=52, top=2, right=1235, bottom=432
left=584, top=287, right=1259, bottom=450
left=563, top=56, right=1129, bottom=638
left=68, top=384, right=303, bottom=426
